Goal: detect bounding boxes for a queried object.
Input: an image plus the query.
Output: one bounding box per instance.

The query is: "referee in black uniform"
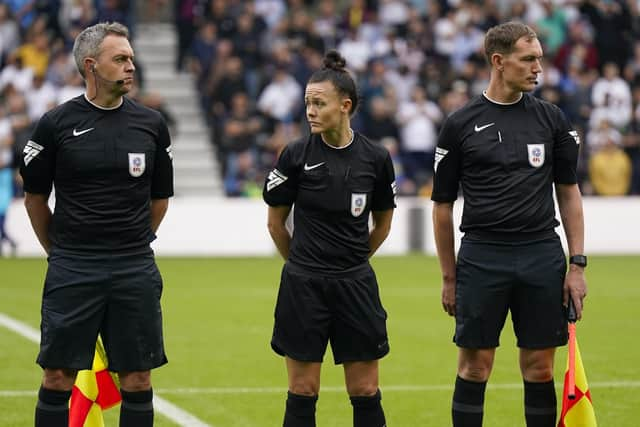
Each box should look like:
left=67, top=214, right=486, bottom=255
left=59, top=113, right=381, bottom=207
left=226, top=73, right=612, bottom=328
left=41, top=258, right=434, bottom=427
left=263, top=50, right=396, bottom=427
left=432, top=22, right=587, bottom=427
left=20, top=22, right=173, bottom=427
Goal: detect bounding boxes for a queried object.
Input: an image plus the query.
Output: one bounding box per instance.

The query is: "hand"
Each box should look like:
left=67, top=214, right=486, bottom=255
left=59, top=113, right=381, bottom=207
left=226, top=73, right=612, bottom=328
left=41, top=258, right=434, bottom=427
left=442, top=278, right=456, bottom=316
left=563, top=266, right=587, bottom=320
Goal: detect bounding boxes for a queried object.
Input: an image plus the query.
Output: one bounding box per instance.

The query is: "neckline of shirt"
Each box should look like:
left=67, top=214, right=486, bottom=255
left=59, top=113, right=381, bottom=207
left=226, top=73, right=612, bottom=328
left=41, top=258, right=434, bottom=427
left=321, top=128, right=354, bottom=150
left=84, top=93, right=124, bottom=110
left=482, top=90, right=523, bottom=105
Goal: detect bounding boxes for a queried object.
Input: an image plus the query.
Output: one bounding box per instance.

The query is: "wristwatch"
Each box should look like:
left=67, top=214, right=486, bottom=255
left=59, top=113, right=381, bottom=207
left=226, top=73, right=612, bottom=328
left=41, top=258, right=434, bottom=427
left=569, top=255, right=587, bottom=268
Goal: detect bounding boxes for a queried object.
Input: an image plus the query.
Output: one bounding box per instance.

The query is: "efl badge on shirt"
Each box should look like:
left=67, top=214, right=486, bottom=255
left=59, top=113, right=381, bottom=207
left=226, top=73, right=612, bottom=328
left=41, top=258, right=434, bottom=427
left=351, top=193, right=367, bottom=217
left=527, top=144, right=545, bottom=168
left=128, top=153, right=145, bottom=177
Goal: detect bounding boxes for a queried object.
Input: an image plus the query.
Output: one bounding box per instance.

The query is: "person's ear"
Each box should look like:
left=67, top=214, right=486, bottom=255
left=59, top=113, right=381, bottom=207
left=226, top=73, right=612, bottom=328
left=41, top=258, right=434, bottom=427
left=84, top=59, right=95, bottom=75
left=342, top=98, right=352, bottom=114
left=492, top=53, right=504, bottom=72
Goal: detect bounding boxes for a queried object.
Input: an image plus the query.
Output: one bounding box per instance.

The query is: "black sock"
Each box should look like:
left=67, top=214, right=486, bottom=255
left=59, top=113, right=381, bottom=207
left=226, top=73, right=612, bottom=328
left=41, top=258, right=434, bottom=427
left=524, top=380, right=556, bottom=427
left=35, top=386, right=71, bottom=427
left=119, top=388, right=154, bottom=427
left=350, top=389, right=386, bottom=427
left=452, top=375, right=486, bottom=427
left=283, top=391, right=318, bottom=427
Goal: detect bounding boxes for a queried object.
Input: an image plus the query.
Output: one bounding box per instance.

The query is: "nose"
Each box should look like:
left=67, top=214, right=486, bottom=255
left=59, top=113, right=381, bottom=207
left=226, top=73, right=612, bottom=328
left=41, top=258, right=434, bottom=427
left=306, top=104, right=316, bottom=117
left=533, top=58, right=543, bottom=74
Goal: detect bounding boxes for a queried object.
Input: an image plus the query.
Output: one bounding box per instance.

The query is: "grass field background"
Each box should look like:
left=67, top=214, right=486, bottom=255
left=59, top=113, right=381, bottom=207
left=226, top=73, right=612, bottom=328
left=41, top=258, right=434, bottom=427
left=1, top=255, right=639, bottom=426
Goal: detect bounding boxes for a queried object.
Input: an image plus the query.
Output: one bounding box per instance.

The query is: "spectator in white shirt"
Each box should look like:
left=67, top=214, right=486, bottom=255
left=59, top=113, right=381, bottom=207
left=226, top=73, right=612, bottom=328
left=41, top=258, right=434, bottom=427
left=257, top=65, right=302, bottom=123
left=591, top=62, right=632, bottom=130
left=395, top=85, right=443, bottom=188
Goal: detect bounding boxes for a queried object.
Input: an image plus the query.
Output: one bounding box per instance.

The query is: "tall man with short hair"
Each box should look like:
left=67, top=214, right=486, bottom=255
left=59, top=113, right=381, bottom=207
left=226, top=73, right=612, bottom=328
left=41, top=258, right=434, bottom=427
left=432, top=21, right=588, bottom=427
left=20, top=22, right=174, bottom=427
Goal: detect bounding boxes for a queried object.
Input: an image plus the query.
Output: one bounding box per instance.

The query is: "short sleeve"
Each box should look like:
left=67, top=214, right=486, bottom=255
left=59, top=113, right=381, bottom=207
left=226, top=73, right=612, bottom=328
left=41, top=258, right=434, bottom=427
left=19, top=113, right=56, bottom=195
left=552, top=107, right=580, bottom=185
left=151, top=116, right=174, bottom=198
left=431, top=115, right=462, bottom=202
left=371, top=150, right=397, bottom=211
left=263, top=144, right=299, bottom=206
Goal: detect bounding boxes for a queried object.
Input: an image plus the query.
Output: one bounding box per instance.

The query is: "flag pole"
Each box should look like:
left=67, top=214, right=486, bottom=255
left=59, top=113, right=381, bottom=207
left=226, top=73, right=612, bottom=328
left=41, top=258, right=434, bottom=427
left=567, top=298, right=577, bottom=400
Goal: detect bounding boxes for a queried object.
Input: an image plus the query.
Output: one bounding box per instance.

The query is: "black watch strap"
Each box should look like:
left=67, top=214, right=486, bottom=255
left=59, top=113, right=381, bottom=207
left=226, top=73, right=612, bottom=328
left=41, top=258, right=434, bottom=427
left=569, top=254, right=587, bottom=267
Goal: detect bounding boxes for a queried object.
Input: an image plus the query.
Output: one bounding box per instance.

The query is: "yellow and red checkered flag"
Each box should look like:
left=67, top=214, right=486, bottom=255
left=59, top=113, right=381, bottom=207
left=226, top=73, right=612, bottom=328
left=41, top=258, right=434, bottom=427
left=69, top=338, right=121, bottom=427
left=558, top=300, right=596, bottom=427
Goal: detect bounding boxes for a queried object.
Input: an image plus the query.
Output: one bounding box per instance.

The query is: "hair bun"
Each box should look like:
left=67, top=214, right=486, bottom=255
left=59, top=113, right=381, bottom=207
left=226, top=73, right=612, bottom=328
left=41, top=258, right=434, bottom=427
left=323, top=50, right=347, bottom=71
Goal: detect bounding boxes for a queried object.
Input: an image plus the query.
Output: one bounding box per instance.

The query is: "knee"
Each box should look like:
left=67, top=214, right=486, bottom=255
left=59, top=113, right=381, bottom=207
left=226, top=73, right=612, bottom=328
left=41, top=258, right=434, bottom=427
left=289, top=379, right=320, bottom=396
left=522, top=364, right=554, bottom=382
left=458, top=365, right=490, bottom=382
left=458, top=349, right=495, bottom=382
left=42, top=368, right=77, bottom=391
left=520, top=351, right=554, bottom=382
left=118, top=371, right=152, bottom=392
left=458, top=357, right=493, bottom=382
left=346, top=379, right=379, bottom=397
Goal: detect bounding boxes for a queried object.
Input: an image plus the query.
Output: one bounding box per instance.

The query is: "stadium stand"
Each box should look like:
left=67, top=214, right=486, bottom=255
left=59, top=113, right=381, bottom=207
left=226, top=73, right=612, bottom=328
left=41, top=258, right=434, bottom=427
left=135, top=22, right=223, bottom=195
left=1, top=0, right=640, bottom=200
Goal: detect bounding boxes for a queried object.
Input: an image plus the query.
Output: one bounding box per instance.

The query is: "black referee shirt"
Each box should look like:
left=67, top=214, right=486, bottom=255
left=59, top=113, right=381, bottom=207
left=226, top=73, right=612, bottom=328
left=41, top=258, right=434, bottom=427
left=263, top=132, right=396, bottom=272
left=431, top=93, right=579, bottom=236
left=20, top=95, right=174, bottom=252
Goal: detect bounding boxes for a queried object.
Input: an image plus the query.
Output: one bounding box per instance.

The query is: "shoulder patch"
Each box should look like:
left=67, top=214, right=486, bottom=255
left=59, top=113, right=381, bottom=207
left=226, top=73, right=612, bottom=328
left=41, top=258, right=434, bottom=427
left=23, top=140, right=44, bottom=166
left=266, top=168, right=288, bottom=191
left=434, top=147, right=449, bottom=172
left=569, top=130, right=580, bottom=145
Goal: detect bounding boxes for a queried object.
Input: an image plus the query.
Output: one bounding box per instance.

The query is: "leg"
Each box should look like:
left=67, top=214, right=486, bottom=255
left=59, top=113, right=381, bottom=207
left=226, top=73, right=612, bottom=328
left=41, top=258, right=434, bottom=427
left=0, top=213, right=5, bottom=256
left=284, top=357, right=321, bottom=427
left=118, top=370, right=154, bottom=427
left=344, top=360, right=385, bottom=427
left=452, top=348, right=496, bottom=427
left=35, top=368, right=77, bottom=427
left=0, top=213, right=5, bottom=239
left=511, top=239, right=566, bottom=427
left=520, top=348, right=557, bottom=427
left=452, top=239, right=515, bottom=427
left=104, top=253, right=167, bottom=427
left=35, top=254, right=107, bottom=426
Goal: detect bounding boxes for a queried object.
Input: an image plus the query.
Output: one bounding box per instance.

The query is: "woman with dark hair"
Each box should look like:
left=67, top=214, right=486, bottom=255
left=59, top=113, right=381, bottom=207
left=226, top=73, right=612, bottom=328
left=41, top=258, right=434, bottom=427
left=263, top=50, right=396, bottom=427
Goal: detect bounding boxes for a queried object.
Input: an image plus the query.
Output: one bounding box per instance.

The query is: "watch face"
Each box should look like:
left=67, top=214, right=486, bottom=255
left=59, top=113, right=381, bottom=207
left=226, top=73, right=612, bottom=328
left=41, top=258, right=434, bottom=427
left=570, top=255, right=587, bottom=267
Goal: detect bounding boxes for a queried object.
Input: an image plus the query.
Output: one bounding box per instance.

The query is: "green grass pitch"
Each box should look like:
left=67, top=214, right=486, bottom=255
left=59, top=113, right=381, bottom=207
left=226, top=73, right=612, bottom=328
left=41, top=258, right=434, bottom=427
left=1, top=255, right=639, bottom=426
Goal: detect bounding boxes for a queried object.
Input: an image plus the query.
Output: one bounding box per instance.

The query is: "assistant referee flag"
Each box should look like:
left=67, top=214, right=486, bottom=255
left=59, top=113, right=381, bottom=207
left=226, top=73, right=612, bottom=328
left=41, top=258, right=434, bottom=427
left=69, top=338, right=121, bottom=427
left=558, top=339, right=597, bottom=427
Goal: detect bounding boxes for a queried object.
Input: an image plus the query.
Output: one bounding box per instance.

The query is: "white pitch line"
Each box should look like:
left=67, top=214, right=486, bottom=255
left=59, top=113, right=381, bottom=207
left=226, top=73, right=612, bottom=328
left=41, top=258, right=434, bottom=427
left=152, top=381, right=640, bottom=394
left=154, top=395, right=211, bottom=427
left=0, top=313, right=40, bottom=343
left=0, top=312, right=211, bottom=427
left=3, top=380, right=640, bottom=399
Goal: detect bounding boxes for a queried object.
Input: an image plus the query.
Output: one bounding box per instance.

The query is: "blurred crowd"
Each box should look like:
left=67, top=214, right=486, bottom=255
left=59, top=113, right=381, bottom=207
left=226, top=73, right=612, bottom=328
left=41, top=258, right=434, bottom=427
left=1, top=1, right=640, bottom=207
left=0, top=0, right=180, bottom=255
left=0, top=0, right=174, bottom=197
left=178, top=0, right=640, bottom=197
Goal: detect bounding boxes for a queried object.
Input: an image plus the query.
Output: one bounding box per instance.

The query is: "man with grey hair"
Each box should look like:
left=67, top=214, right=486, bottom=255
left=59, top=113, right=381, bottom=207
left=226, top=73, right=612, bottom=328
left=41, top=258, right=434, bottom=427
left=20, top=22, right=174, bottom=427
left=432, top=21, right=587, bottom=426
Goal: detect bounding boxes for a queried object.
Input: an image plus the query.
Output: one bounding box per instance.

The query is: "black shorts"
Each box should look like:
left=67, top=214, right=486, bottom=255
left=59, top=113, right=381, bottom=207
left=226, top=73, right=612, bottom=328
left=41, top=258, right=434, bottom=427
left=454, top=235, right=568, bottom=349
left=37, top=248, right=167, bottom=372
left=271, top=262, right=389, bottom=364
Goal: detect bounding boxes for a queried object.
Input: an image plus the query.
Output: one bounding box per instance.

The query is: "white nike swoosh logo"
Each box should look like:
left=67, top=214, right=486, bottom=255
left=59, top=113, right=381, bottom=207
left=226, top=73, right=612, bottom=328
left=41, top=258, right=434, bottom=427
left=73, top=127, right=94, bottom=136
left=474, top=123, right=495, bottom=132
left=304, top=162, right=325, bottom=171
